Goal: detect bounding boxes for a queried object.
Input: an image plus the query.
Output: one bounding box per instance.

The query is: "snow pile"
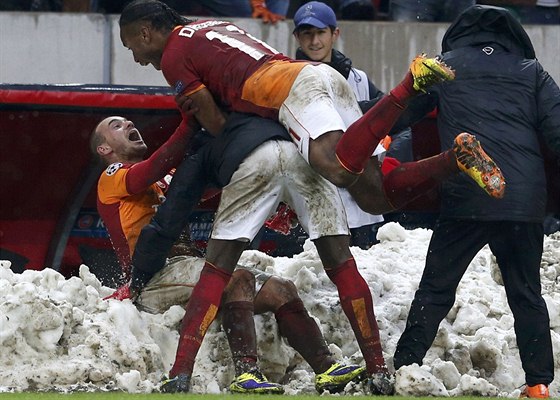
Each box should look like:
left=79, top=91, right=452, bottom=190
left=1, top=223, right=558, bottom=396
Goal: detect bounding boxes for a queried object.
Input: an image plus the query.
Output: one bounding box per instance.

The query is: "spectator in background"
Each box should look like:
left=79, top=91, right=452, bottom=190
left=0, top=0, right=90, bottom=11
left=288, top=0, right=378, bottom=21
left=167, top=0, right=288, bottom=23
left=478, top=0, right=560, bottom=24
left=393, top=5, right=560, bottom=397
left=388, top=0, right=475, bottom=21
left=94, top=0, right=288, bottom=22
left=523, top=0, right=559, bottom=23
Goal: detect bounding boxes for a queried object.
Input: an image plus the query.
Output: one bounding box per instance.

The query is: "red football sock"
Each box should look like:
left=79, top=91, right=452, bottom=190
left=335, top=76, right=416, bottom=175
left=169, top=263, right=232, bottom=377
left=222, top=301, right=258, bottom=376
left=389, top=71, right=416, bottom=105
left=383, top=150, right=456, bottom=209
left=275, top=299, right=334, bottom=374
left=324, top=258, right=387, bottom=375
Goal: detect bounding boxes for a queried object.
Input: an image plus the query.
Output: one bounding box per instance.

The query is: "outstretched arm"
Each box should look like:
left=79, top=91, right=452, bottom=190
left=125, top=100, right=200, bottom=194
left=177, top=87, right=227, bottom=136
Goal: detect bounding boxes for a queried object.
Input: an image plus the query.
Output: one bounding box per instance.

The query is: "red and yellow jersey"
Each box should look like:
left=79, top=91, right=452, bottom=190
left=161, top=20, right=308, bottom=120
left=97, top=162, right=172, bottom=269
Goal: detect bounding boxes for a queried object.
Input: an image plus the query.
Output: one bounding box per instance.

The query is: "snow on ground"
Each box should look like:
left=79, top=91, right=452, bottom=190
left=1, top=222, right=559, bottom=396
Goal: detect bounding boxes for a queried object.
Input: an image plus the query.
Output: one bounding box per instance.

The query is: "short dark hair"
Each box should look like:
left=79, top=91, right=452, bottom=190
left=119, top=0, right=195, bottom=31
left=89, top=122, right=105, bottom=160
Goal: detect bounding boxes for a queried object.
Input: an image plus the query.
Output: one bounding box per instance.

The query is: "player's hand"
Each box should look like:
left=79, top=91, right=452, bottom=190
left=175, top=95, right=199, bottom=117
left=175, top=94, right=201, bottom=130
left=250, top=0, right=285, bottom=24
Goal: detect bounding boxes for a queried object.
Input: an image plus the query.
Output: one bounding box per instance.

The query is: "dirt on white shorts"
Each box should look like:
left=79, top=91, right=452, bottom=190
left=279, top=63, right=363, bottom=163
left=210, top=140, right=349, bottom=242
left=136, top=256, right=272, bottom=314
left=279, top=63, right=386, bottom=227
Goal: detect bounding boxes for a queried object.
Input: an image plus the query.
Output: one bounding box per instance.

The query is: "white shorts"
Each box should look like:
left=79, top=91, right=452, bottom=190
left=279, top=63, right=386, bottom=227
left=338, top=188, right=384, bottom=228
left=279, top=63, right=362, bottom=163
left=211, top=140, right=349, bottom=242
left=136, top=256, right=272, bottom=314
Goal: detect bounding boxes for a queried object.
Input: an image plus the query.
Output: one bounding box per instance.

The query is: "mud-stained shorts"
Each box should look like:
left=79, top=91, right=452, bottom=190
left=136, top=255, right=272, bottom=314
left=279, top=63, right=386, bottom=228
left=279, top=63, right=362, bottom=163
left=210, top=140, right=350, bottom=242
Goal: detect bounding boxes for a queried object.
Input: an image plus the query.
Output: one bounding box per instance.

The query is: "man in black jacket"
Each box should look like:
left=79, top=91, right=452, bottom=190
left=393, top=5, right=559, bottom=398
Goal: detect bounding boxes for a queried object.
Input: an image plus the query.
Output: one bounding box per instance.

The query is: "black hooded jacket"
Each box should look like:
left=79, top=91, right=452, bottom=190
left=428, top=5, right=560, bottom=222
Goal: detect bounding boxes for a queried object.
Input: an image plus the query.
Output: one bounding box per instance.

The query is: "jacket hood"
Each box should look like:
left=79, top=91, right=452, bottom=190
left=442, top=5, right=535, bottom=59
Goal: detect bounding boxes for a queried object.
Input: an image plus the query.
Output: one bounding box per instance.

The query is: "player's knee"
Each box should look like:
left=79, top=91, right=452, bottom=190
left=261, top=276, right=300, bottom=309
left=223, top=269, right=256, bottom=302
left=231, top=268, right=255, bottom=285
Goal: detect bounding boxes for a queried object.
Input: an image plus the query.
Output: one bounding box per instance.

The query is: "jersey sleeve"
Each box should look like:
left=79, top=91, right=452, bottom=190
left=162, top=40, right=205, bottom=97
left=97, top=164, right=130, bottom=204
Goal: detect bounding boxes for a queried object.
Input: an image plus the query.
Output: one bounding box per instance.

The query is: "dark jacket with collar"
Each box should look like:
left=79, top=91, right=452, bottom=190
left=429, top=5, right=560, bottom=221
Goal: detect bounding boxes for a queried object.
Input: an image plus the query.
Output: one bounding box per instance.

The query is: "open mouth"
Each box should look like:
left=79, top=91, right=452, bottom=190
left=128, top=129, right=142, bottom=142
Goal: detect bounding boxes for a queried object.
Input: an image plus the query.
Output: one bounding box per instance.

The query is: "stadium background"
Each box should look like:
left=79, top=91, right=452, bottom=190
left=0, top=13, right=558, bottom=281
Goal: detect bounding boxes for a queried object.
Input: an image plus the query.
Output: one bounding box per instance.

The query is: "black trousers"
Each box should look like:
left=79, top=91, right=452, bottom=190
left=130, top=151, right=208, bottom=289
left=393, top=219, right=554, bottom=386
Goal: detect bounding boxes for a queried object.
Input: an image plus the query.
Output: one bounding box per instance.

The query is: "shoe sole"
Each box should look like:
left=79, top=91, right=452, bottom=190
left=230, top=386, right=285, bottom=395
left=422, top=59, right=455, bottom=81
left=520, top=384, right=550, bottom=398
left=316, top=368, right=369, bottom=393
left=412, top=55, right=455, bottom=92
left=455, top=133, right=505, bottom=199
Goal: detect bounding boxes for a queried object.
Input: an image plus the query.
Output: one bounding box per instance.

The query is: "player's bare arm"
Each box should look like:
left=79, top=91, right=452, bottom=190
left=178, top=88, right=227, bottom=136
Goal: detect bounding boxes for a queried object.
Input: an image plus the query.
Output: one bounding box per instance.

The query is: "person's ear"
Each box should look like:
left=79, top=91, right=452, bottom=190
left=140, top=25, right=151, bottom=43
left=97, top=144, right=112, bottom=156
left=332, top=27, right=340, bottom=41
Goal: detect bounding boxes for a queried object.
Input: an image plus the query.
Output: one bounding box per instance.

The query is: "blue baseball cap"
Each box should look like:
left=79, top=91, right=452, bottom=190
left=293, top=1, right=337, bottom=31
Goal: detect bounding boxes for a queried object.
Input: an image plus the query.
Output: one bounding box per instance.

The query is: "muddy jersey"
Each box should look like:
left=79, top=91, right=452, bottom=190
left=97, top=163, right=171, bottom=268
left=161, top=20, right=309, bottom=120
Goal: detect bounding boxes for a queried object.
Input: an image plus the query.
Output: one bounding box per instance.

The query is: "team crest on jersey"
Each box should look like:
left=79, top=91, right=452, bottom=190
left=105, top=162, right=123, bottom=176
left=174, top=81, right=185, bottom=95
